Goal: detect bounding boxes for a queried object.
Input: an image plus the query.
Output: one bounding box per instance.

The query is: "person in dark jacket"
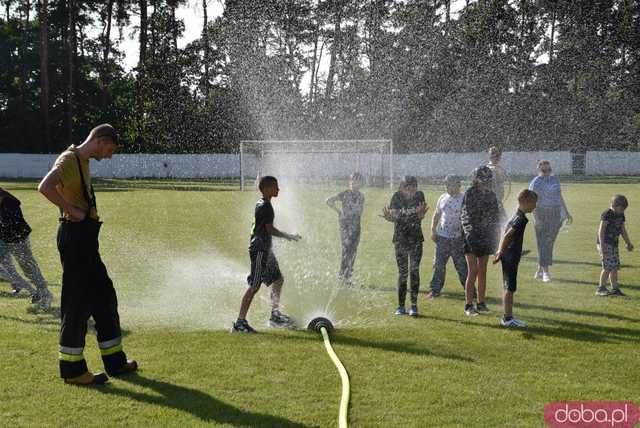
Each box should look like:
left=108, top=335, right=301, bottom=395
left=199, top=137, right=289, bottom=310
left=0, top=188, right=52, bottom=308
left=382, top=176, right=428, bottom=317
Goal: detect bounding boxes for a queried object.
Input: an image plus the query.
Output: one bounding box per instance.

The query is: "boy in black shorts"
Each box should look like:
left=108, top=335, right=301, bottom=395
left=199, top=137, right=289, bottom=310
left=494, top=190, right=537, bottom=327
left=596, top=195, right=634, bottom=297
left=231, top=176, right=301, bottom=333
left=461, top=166, right=500, bottom=316
left=326, top=172, right=365, bottom=287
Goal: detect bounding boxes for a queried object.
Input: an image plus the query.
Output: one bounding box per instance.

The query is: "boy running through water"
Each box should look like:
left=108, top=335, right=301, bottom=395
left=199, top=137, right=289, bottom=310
left=461, top=166, right=500, bottom=316
left=596, top=195, right=634, bottom=297
left=494, top=190, right=538, bottom=327
left=326, top=172, right=365, bottom=286
left=426, top=175, right=467, bottom=299
left=382, top=176, right=428, bottom=317
left=232, top=176, right=301, bottom=333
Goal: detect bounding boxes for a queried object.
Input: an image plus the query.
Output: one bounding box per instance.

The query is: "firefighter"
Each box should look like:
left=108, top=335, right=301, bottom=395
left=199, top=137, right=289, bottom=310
left=38, top=124, right=137, bottom=385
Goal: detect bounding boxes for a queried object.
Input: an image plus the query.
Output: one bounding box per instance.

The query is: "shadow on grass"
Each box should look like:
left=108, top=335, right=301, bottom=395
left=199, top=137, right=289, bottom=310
left=0, top=290, right=30, bottom=299
left=0, top=313, right=59, bottom=326
left=439, top=292, right=640, bottom=324
left=267, top=331, right=474, bottom=363
left=425, top=314, right=640, bottom=345
left=97, top=373, right=314, bottom=428
left=521, top=256, right=633, bottom=269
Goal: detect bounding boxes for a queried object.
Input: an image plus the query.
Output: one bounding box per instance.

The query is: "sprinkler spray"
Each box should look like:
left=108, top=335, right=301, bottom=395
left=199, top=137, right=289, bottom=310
left=307, top=317, right=350, bottom=428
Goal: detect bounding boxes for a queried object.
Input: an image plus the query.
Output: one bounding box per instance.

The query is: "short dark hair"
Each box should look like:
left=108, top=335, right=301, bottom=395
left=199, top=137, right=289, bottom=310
left=258, top=175, right=278, bottom=192
left=444, top=175, right=461, bottom=185
left=90, top=123, right=120, bottom=145
left=518, top=189, right=538, bottom=203
left=612, top=194, right=629, bottom=209
left=400, top=175, right=418, bottom=189
left=350, top=172, right=363, bottom=182
left=488, top=146, right=502, bottom=158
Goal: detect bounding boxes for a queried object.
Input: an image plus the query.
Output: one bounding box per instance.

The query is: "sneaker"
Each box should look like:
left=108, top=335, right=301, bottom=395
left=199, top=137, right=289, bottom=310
left=394, top=306, right=407, bottom=316
left=409, top=305, right=418, bottom=317
left=269, top=310, right=296, bottom=328
left=533, top=272, right=543, bottom=280
left=425, top=291, right=440, bottom=300
left=11, top=283, right=35, bottom=296
left=231, top=319, right=256, bottom=333
left=610, top=288, right=626, bottom=297
left=464, top=305, right=479, bottom=316
left=338, top=277, right=353, bottom=288
left=476, top=302, right=490, bottom=313
left=501, top=317, right=526, bottom=328
left=596, top=287, right=610, bottom=297
left=32, top=291, right=53, bottom=309
left=542, top=272, right=552, bottom=283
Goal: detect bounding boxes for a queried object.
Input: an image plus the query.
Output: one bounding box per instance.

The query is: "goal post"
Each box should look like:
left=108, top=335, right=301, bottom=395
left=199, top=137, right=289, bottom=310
left=239, top=139, right=394, bottom=191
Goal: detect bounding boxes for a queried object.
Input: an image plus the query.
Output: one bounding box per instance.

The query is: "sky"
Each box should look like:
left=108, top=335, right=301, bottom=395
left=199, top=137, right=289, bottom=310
left=115, top=1, right=547, bottom=88
left=119, top=0, right=225, bottom=71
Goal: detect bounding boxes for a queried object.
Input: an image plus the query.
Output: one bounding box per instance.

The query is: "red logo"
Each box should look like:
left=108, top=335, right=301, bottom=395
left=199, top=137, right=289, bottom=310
left=545, top=401, right=640, bottom=428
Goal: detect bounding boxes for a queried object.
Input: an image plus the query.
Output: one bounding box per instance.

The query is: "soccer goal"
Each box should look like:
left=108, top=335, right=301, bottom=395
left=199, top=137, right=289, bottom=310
left=239, top=139, right=394, bottom=191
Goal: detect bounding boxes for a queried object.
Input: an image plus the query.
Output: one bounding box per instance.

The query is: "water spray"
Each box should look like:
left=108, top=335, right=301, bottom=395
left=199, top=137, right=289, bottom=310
left=307, top=317, right=350, bottom=428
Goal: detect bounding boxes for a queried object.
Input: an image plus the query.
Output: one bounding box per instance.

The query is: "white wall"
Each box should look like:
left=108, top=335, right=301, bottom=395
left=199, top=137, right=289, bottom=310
left=393, top=151, right=572, bottom=177
left=585, top=151, right=640, bottom=175
left=0, top=151, right=572, bottom=179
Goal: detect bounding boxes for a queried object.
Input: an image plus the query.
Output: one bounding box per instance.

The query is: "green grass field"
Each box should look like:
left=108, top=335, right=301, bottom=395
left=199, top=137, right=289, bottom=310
left=1, top=178, right=639, bottom=427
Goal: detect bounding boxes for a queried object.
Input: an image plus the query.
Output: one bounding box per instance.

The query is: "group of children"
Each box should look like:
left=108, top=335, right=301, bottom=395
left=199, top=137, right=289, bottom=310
left=231, top=155, right=634, bottom=332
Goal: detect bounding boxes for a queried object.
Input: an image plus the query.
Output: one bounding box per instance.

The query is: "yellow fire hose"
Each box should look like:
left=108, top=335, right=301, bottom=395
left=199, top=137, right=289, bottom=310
left=307, top=317, right=350, bottom=428
left=320, top=326, right=350, bottom=428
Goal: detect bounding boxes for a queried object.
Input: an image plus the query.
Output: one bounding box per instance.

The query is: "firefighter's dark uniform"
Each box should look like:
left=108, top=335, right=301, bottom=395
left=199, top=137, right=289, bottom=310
left=53, top=146, right=129, bottom=379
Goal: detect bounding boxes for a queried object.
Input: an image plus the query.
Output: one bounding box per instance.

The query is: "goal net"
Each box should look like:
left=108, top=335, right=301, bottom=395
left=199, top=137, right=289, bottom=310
left=239, top=139, right=393, bottom=190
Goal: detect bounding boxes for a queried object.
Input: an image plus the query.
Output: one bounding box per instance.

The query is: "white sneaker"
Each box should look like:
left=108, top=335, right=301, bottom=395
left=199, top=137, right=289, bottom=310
left=533, top=272, right=543, bottom=280
left=501, top=317, right=526, bottom=328
left=542, top=272, right=552, bottom=283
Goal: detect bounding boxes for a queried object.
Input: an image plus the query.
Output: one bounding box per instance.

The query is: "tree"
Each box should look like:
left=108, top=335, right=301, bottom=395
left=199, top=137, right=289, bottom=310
left=38, top=0, right=50, bottom=152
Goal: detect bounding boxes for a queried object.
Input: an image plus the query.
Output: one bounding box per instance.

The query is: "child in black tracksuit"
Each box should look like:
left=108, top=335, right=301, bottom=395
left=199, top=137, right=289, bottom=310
left=326, top=172, right=365, bottom=286
left=382, top=176, right=428, bottom=317
left=494, top=190, right=538, bottom=327
left=460, top=166, right=500, bottom=316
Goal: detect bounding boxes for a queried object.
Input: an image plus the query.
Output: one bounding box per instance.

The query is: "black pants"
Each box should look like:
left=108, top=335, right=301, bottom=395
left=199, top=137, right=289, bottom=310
left=339, top=222, right=360, bottom=281
left=395, top=241, right=423, bottom=306
left=57, top=219, right=127, bottom=378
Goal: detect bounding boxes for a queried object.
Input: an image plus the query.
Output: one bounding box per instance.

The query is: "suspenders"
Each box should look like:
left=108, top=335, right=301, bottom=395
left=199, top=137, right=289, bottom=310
left=59, top=152, right=97, bottom=220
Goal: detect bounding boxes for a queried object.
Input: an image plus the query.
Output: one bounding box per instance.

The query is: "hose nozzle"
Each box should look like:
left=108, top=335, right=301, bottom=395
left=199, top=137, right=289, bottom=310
left=307, top=317, right=334, bottom=333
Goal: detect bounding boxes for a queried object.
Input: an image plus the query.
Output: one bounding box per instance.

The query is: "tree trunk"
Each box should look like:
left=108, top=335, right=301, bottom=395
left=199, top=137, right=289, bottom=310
left=309, top=19, right=320, bottom=103
left=549, top=7, right=555, bottom=64
left=325, top=4, right=342, bottom=99
left=150, top=0, right=158, bottom=54
left=445, top=0, right=450, bottom=27
left=38, top=0, right=50, bottom=152
left=171, top=4, right=178, bottom=52
left=314, top=40, right=325, bottom=101
left=19, top=0, right=30, bottom=148
left=65, top=0, right=76, bottom=146
left=101, top=0, right=114, bottom=110
left=136, top=0, right=147, bottom=142
left=202, top=0, right=209, bottom=100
